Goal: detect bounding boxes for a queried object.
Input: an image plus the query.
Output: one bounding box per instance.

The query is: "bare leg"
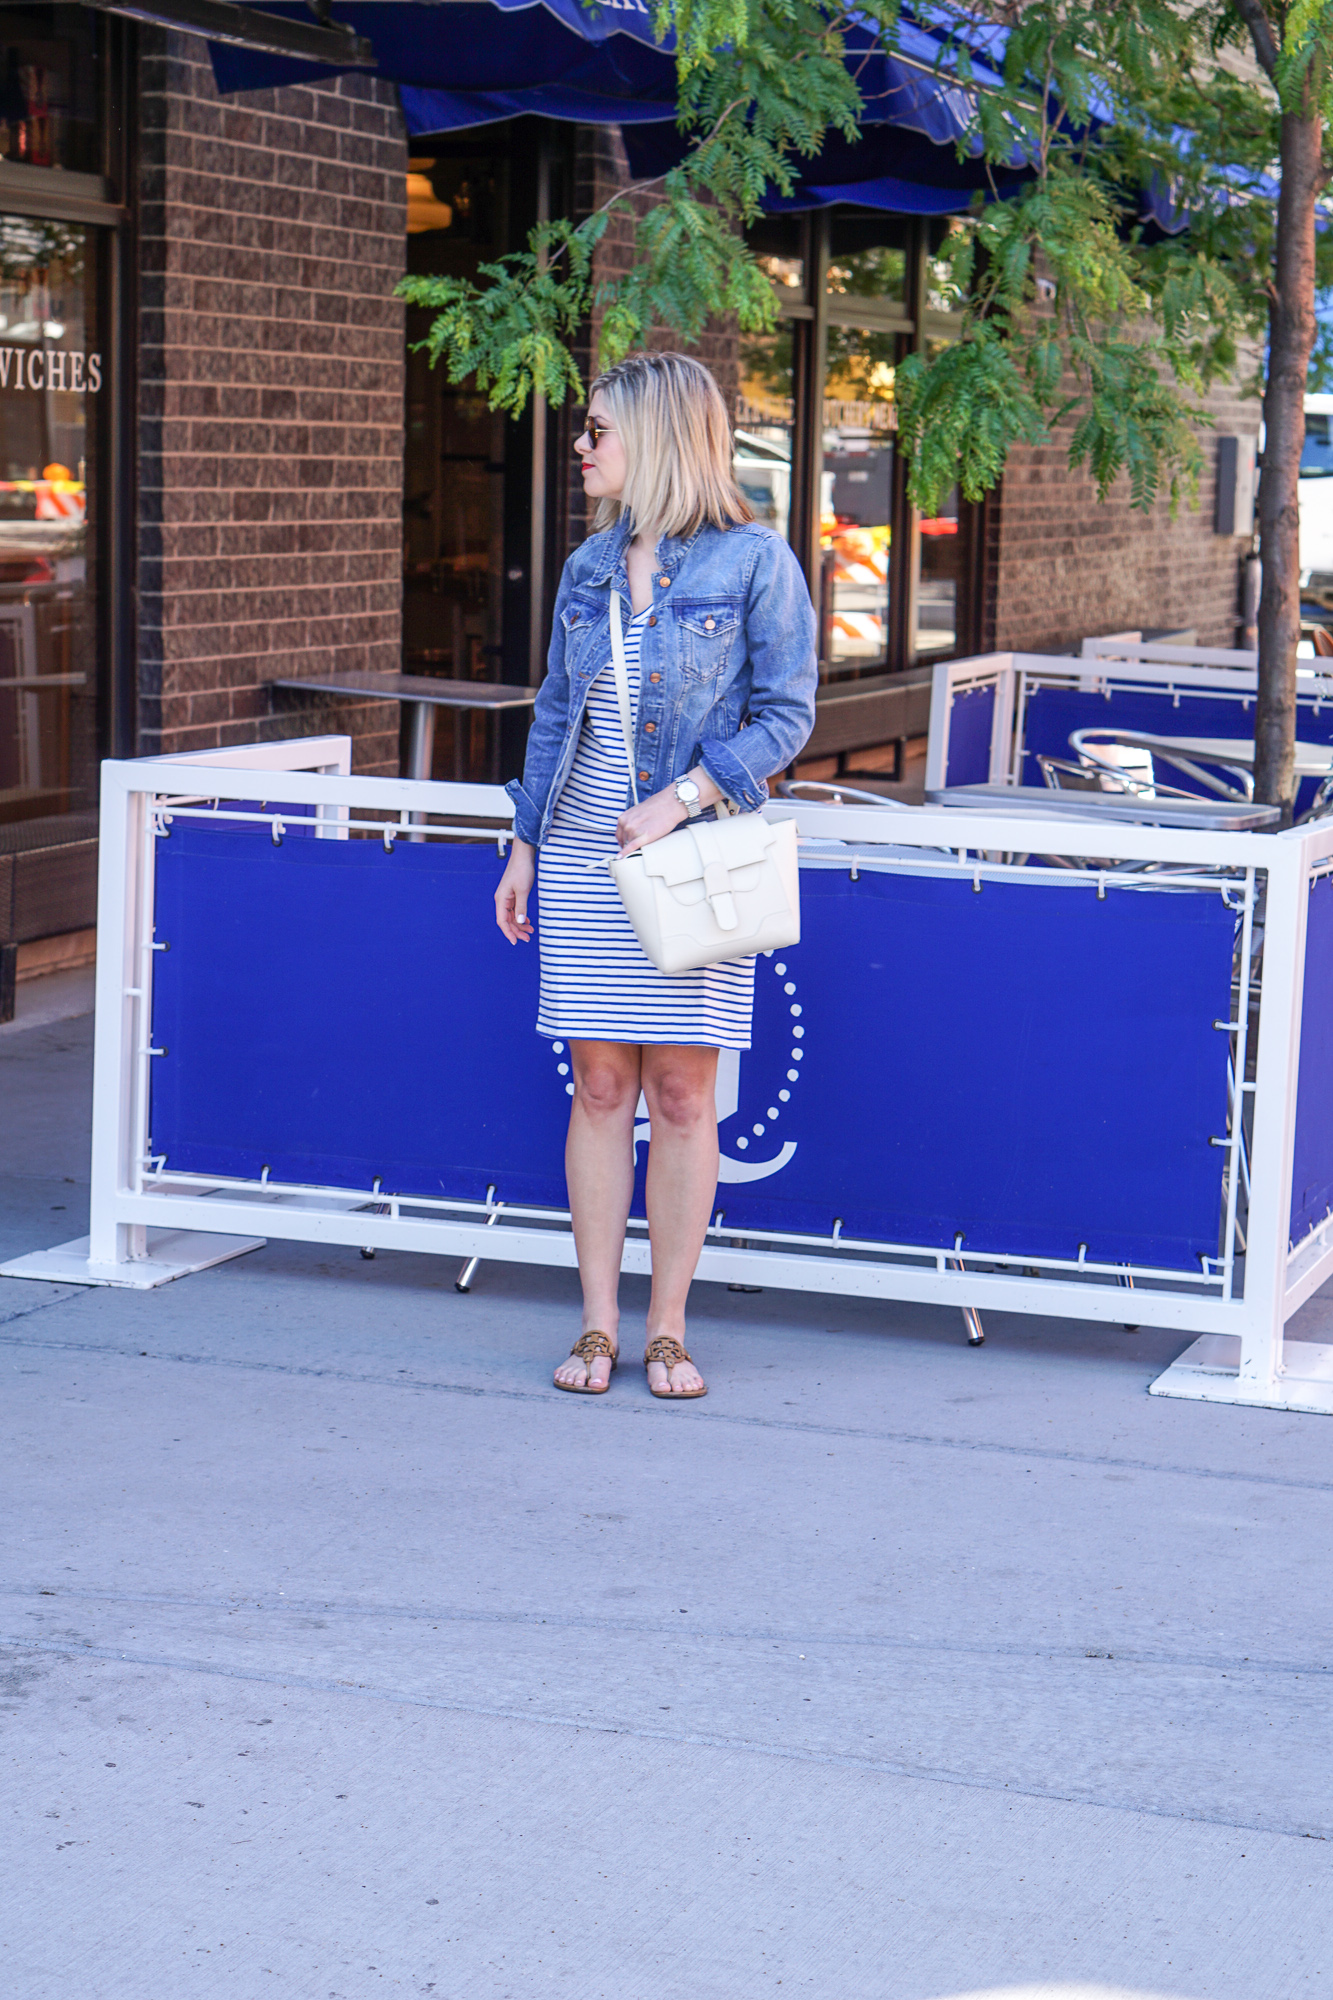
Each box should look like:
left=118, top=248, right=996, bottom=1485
left=640, top=1045, right=719, bottom=1395
left=554, top=1040, right=641, bottom=1390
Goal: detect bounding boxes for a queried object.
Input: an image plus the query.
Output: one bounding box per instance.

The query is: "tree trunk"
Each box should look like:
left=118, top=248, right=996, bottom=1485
left=1254, top=105, right=1324, bottom=817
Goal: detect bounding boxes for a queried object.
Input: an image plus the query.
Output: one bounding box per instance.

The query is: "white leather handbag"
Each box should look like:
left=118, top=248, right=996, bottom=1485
left=602, top=590, right=801, bottom=975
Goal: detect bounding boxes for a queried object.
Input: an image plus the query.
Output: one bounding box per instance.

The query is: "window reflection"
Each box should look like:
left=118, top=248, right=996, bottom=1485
left=748, top=214, right=804, bottom=298
left=916, top=486, right=961, bottom=656
left=826, top=214, right=908, bottom=307
left=755, top=252, right=804, bottom=294
left=0, top=6, right=100, bottom=176
left=0, top=214, right=96, bottom=827
left=735, top=320, right=793, bottom=541
left=821, top=328, right=897, bottom=672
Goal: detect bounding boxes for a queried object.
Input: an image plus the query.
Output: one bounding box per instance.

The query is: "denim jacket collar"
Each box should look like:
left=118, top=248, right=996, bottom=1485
left=588, top=516, right=706, bottom=589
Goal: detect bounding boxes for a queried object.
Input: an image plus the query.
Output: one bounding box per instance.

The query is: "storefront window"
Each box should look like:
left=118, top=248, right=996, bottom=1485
left=916, top=485, right=961, bottom=656
left=0, top=214, right=97, bottom=827
left=826, top=213, right=909, bottom=308
left=735, top=320, right=794, bottom=540
left=404, top=153, right=506, bottom=690
left=0, top=5, right=101, bottom=176
left=821, top=326, right=897, bottom=672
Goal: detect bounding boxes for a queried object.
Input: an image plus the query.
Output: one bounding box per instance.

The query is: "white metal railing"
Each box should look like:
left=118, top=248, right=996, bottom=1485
left=4, top=732, right=1333, bottom=1413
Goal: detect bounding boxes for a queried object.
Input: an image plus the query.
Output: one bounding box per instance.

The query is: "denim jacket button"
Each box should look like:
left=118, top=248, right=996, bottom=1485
left=644, top=722, right=656, bottom=734
left=658, top=575, right=670, bottom=588
left=704, top=616, right=716, bottom=630
left=649, top=672, right=661, bottom=683
left=647, top=615, right=657, bottom=626
left=638, top=770, right=649, bottom=781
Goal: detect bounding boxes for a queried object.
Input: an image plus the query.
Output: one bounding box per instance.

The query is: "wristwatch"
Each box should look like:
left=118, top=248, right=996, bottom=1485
left=674, top=777, right=703, bottom=820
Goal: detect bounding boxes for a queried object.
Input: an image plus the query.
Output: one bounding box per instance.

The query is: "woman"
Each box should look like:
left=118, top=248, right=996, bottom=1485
left=495, top=351, right=817, bottom=1398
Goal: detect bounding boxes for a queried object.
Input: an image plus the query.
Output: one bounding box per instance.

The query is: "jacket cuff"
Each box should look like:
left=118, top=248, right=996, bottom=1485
left=699, top=740, right=768, bottom=813
left=505, top=778, right=542, bottom=847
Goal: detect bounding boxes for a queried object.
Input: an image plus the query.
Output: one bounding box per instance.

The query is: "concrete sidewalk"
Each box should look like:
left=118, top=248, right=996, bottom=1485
left=2, top=1009, right=1331, bottom=1998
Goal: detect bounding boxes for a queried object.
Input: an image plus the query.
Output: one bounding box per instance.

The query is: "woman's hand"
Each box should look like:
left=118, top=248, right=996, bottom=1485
left=616, top=769, right=722, bottom=855
left=495, top=840, right=536, bottom=944
left=616, top=789, right=686, bottom=856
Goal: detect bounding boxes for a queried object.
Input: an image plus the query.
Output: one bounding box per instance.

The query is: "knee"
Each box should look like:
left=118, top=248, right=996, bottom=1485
left=646, top=1067, right=715, bottom=1133
left=574, top=1062, right=637, bottom=1119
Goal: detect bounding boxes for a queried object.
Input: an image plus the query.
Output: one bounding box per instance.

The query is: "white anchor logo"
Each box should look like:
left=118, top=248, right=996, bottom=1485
left=549, top=957, right=801, bottom=1186
left=632, top=954, right=801, bottom=1183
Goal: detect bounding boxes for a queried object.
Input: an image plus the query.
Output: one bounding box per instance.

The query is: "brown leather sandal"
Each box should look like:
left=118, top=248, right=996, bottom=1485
left=644, top=1335, right=707, bottom=1399
left=555, top=1330, right=617, bottom=1394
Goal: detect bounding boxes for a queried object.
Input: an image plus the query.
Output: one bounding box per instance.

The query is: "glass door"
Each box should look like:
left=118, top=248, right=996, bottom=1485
left=0, top=213, right=97, bottom=828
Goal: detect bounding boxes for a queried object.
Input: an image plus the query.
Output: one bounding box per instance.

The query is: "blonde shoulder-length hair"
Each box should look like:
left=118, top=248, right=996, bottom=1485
left=588, top=350, right=754, bottom=542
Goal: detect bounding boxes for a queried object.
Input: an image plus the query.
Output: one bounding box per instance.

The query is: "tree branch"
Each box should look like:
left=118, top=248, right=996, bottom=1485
left=1230, top=0, right=1280, bottom=81
left=582, top=95, right=749, bottom=227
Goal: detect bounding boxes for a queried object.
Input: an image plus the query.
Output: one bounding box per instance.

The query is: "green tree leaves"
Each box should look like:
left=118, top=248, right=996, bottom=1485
left=398, top=0, right=902, bottom=413
left=897, top=328, right=1048, bottom=509
left=399, top=1, right=1330, bottom=538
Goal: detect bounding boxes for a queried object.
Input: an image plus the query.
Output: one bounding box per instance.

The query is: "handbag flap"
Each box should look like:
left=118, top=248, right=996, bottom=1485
left=639, top=815, right=777, bottom=886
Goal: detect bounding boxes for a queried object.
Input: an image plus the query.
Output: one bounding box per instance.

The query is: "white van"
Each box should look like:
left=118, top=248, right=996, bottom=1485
left=1301, top=393, right=1333, bottom=586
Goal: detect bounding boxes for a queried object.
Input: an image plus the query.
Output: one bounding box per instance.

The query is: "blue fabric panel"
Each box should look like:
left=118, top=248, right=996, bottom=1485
left=1020, top=682, right=1333, bottom=814
left=209, top=2, right=673, bottom=95
left=945, top=684, right=996, bottom=786
left=714, top=870, right=1233, bottom=1271
left=151, top=825, right=1232, bottom=1272
left=402, top=86, right=677, bottom=133
left=150, top=825, right=571, bottom=1209
left=624, top=102, right=1031, bottom=214
left=1291, top=874, right=1333, bottom=1246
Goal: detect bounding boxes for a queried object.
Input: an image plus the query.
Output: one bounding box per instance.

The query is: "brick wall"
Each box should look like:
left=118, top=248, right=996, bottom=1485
left=136, top=33, right=407, bottom=771
left=988, top=374, right=1262, bottom=655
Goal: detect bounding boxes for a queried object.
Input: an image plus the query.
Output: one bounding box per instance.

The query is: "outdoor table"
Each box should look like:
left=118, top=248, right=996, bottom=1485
left=925, top=783, right=1281, bottom=830
left=269, top=672, right=538, bottom=783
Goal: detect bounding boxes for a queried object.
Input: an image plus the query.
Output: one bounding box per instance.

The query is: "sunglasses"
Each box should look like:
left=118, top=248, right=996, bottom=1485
left=580, top=415, right=612, bottom=449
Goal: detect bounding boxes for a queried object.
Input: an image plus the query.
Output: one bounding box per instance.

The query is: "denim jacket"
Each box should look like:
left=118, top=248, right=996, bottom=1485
left=505, top=516, right=818, bottom=847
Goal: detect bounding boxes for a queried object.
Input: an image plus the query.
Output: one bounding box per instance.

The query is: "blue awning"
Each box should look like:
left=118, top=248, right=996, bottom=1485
left=209, top=1, right=1027, bottom=216
left=211, top=0, right=683, bottom=97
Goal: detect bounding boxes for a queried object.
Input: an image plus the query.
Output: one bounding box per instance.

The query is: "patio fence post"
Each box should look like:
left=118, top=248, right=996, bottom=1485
left=1238, top=832, right=1309, bottom=1398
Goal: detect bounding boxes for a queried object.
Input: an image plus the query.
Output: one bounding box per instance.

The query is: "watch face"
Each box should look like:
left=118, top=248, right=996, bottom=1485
left=677, top=780, right=699, bottom=802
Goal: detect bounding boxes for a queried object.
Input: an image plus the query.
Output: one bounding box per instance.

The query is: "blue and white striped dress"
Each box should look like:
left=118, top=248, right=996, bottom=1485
left=535, top=606, right=755, bottom=1048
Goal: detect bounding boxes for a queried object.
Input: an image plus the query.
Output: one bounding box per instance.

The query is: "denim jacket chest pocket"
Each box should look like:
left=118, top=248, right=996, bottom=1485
left=560, top=593, right=606, bottom=678
left=672, top=598, right=742, bottom=682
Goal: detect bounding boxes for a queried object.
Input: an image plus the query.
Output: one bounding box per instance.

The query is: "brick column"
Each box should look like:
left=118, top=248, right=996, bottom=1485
left=137, top=32, right=407, bottom=771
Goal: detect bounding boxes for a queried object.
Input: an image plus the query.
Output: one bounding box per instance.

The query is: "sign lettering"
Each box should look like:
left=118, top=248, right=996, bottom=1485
left=0, top=347, right=102, bottom=392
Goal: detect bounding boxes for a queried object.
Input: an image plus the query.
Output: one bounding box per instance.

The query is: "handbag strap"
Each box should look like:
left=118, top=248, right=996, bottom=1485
left=686, top=818, right=739, bottom=931
left=609, top=590, right=639, bottom=807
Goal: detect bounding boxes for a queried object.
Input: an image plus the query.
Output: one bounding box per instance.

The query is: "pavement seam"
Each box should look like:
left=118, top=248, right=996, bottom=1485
left=1, top=1326, right=1330, bottom=1495
left=0, top=1287, right=85, bottom=1328
left=3, top=1582, right=1326, bottom=1682
left=2, top=1630, right=1327, bottom=1845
